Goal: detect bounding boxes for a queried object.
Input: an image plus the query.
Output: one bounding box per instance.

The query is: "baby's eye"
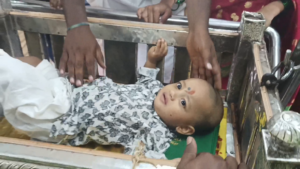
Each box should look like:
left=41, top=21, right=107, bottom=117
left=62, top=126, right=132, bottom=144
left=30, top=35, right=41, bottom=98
left=180, top=99, right=186, bottom=107
left=177, top=83, right=182, bottom=90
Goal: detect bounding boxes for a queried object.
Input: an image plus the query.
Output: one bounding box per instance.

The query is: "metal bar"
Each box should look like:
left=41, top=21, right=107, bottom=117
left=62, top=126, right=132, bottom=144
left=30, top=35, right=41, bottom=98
left=278, top=65, right=300, bottom=108
left=24, top=31, right=44, bottom=59
left=265, top=27, right=281, bottom=78
left=10, top=14, right=238, bottom=52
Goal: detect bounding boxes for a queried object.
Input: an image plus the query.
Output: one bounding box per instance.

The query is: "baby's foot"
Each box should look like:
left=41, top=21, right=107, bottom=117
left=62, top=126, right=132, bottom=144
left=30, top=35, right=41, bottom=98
left=148, top=39, right=168, bottom=63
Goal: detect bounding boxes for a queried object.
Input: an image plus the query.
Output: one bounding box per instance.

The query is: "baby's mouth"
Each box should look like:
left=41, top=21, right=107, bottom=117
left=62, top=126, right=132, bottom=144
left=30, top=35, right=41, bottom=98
left=162, top=93, right=168, bottom=105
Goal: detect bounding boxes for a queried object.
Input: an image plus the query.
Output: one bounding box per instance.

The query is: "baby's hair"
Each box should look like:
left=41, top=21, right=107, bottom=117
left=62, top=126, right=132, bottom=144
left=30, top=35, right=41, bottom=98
left=194, top=87, right=224, bottom=134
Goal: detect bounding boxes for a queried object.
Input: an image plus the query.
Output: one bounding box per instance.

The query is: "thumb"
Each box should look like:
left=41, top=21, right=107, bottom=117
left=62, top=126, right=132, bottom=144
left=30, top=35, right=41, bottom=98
left=238, top=163, right=248, bottom=169
left=160, top=9, right=171, bottom=23
left=177, top=137, right=197, bottom=168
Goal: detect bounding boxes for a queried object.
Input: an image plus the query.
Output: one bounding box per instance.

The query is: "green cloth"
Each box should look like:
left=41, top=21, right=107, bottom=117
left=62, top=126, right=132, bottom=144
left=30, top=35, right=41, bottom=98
left=165, top=125, right=220, bottom=160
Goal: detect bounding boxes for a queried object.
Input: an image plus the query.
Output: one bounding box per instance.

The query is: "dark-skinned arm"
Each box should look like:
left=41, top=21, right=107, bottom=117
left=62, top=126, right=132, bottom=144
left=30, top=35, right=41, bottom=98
left=185, top=0, right=222, bottom=89
left=60, top=0, right=105, bottom=87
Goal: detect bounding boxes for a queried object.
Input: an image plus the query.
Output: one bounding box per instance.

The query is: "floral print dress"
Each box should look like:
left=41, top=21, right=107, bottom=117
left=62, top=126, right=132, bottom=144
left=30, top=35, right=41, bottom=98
left=50, top=67, right=174, bottom=159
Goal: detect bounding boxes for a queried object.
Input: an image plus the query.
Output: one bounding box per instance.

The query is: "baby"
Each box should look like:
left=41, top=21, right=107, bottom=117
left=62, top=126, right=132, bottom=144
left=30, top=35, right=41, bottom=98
left=0, top=39, right=223, bottom=159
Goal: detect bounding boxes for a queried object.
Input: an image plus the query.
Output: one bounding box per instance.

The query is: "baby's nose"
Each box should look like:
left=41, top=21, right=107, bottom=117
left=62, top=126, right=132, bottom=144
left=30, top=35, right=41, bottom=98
left=170, top=91, right=176, bottom=101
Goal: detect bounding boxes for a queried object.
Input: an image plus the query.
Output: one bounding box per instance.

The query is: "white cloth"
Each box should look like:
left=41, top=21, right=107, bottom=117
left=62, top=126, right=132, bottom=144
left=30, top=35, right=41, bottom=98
left=90, top=0, right=185, bottom=83
left=51, top=67, right=174, bottom=159
left=0, top=49, right=173, bottom=159
left=0, top=49, right=71, bottom=142
left=87, top=0, right=186, bottom=15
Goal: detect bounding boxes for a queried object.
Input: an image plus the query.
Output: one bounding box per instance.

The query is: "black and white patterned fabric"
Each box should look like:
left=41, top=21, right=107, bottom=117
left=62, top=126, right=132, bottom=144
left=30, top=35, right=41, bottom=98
left=50, top=67, right=174, bottom=159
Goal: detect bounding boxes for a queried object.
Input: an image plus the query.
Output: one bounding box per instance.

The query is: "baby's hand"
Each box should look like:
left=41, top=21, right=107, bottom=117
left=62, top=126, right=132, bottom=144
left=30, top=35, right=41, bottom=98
left=147, top=39, right=168, bottom=64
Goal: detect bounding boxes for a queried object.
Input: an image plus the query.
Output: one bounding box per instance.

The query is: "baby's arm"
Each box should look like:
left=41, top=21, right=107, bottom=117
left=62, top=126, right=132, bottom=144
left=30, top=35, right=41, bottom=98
left=16, top=56, right=42, bottom=67
left=258, top=1, right=284, bottom=28
left=144, top=39, right=168, bottom=69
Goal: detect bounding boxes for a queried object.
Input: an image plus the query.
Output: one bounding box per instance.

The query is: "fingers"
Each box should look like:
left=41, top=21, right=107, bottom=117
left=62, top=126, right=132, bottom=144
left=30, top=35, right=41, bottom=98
left=137, top=8, right=144, bottom=19
left=138, top=6, right=161, bottom=23
left=211, top=51, right=222, bottom=90
left=163, top=41, right=168, bottom=56
left=157, top=39, right=162, bottom=49
left=141, top=8, right=149, bottom=22
left=191, top=61, right=199, bottom=78
left=198, top=59, right=205, bottom=79
left=205, top=69, right=213, bottom=85
left=74, top=52, right=84, bottom=86
left=67, top=52, right=75, bottom=85
left=59, top=49, right=68, bottom=74
left=95, top=45, right=106, bottom=69
left=161, top=8, right=172, bottom=23
left=177, top=137, right=197, bottom=168
left=153, top=6, right=160, bottom=23
left=156, top=39, right=168, bottom=56
left=238, top=163, right=248, bottom=169
left=202, top=48, right=213, bottom=71
left=225, top=156, right=239, bottom=169
left=147, top=7, right=154, bottom=23
left=86, top=51, right=96, bottom=83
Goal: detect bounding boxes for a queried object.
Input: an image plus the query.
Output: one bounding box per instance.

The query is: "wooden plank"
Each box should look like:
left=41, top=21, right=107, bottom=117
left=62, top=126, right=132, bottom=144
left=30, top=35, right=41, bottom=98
left=24, top=31, right=44, bottom=59
left=0, top=137, right=179, bottom=167
left=252, top=43, right=274, bottom=121
left=17, top=30, right=29, bottom=56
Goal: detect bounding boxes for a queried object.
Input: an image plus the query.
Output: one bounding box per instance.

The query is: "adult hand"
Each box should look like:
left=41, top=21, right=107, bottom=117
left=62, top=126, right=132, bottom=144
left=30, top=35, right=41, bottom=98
left=186, top=30, right=222, bottom=89
left=59, top=26, right=105, bottom=86
left=177, top=137, right=248, bottom=169
left=50, top=0, right=63, bottom=10
left=137, top=1, right=172, bottom=23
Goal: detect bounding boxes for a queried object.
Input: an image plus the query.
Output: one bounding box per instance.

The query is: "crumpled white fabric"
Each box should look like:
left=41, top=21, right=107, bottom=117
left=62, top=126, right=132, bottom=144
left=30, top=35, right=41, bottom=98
left=0, top=49, right=71, bottom=142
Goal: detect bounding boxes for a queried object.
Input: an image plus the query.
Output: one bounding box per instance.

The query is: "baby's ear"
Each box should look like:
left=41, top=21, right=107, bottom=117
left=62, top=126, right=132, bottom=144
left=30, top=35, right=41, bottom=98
left=176, top=126, right=195, bottom=135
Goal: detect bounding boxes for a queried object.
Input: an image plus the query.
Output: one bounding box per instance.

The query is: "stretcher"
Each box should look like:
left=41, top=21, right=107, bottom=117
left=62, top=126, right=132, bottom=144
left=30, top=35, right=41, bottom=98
left=0, top=0, right=300, bottom=168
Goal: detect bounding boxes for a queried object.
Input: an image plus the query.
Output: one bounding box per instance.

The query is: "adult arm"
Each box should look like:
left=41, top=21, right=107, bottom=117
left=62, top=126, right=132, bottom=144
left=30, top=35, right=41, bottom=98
left=258, top=1, right=284, bottom=28
left=186, top=0, right=222, bottom=89
left=60, top=0, right=105, bottom=86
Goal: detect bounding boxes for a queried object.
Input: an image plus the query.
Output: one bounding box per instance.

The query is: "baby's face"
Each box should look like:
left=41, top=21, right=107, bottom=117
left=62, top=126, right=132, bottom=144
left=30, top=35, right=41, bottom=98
left=154, top=78, right=213, bottom=129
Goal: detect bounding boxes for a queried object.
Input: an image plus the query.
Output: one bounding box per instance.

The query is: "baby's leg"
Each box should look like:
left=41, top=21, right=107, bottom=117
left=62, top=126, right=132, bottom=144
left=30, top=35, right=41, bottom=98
left=0, top=49, right=70, bottom=142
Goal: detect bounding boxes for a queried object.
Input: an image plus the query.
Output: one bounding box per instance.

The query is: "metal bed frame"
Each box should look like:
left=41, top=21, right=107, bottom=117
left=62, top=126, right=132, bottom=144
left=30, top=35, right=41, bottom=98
left=0, top=0, right=299, bottom=168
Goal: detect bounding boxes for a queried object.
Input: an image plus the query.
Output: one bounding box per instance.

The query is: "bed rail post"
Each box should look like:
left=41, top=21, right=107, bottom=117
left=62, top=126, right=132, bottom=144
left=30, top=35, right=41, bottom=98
left=0, top=0, right=22, bottom=57
left=227, top=12, right=265, bottom=103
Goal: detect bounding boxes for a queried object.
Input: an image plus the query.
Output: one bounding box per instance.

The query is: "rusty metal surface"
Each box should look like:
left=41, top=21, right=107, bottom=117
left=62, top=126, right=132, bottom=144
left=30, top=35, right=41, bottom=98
left=227, top=12, right=265, bottom=103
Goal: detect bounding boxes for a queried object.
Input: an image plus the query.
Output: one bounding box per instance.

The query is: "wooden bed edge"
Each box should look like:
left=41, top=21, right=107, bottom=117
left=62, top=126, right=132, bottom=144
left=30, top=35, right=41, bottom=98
left=252, top=43, right=274, bottom=121
left=0, top=136, right=179, bottom=167
left=230, top=103, right=241, bottom=164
